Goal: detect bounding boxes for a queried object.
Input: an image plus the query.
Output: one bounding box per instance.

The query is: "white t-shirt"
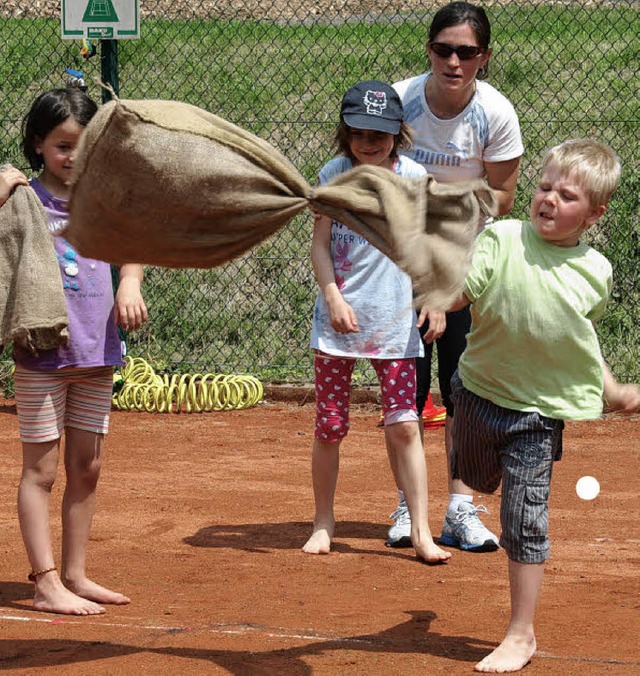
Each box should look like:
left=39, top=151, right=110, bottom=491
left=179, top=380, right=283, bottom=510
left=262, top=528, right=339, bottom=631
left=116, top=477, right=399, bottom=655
left=310, top=155, right=425, bottom=359
left=393, top=73, right=523, bottom=185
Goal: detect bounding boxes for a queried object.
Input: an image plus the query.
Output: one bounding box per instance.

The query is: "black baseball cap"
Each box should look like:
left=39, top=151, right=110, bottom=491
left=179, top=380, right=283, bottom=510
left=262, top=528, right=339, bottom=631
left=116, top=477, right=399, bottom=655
left=340, top=80, right=404, bottom=135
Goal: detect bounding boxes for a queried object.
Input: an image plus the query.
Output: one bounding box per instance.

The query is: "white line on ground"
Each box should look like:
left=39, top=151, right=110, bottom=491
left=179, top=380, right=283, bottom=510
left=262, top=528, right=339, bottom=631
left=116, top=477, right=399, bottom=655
left=1, top=612, right=638, bottom=666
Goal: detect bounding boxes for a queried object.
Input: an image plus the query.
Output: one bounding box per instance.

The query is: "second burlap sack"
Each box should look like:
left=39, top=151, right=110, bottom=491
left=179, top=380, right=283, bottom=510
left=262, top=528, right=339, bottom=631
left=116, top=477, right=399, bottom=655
left=66, top=98, right=496, bottom=311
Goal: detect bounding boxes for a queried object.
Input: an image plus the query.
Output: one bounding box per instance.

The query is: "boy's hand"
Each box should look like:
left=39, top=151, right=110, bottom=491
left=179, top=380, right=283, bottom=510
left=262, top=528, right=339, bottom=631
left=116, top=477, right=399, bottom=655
left=605, top=383, right=640, bottom=415
left=0, top=166, right=29, bottom=207
left=417, top=307, right=445, bottom=344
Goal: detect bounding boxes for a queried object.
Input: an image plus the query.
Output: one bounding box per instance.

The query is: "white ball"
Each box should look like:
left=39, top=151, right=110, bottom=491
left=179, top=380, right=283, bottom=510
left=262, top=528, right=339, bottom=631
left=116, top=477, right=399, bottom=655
left=576, top=476, right=600, bottom=500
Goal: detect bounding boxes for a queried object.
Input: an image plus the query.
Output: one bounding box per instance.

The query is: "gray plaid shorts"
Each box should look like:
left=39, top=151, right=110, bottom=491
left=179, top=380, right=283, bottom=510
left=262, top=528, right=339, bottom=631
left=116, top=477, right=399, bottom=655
left=450, top=371, right=564, bottom=564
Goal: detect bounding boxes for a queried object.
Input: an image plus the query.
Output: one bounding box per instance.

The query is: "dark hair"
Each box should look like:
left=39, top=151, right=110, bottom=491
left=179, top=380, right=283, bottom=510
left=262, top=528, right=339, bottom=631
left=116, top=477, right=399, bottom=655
left=429, top=2, right=491, bottom=49
left=334, top=120, right=414, bottom=164
left=21, top=88, right=98, bottom=171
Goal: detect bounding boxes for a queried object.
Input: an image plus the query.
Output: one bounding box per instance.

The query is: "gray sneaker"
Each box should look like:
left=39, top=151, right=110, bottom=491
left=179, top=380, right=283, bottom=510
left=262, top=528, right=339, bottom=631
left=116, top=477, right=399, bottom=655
left=386, top=499, right=412, bottom=548
left=439, top=502, right=499, bottom=552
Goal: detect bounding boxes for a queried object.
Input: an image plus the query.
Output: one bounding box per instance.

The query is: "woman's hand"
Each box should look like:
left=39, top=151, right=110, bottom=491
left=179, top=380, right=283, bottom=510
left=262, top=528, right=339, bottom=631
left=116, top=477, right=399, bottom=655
left=417, top=307, right=445, bottom=344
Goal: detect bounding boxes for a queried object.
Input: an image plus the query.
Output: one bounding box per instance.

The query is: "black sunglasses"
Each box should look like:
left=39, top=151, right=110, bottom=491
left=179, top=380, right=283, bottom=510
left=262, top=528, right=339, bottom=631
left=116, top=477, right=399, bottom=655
left=429, top=42, right=484, bottom=60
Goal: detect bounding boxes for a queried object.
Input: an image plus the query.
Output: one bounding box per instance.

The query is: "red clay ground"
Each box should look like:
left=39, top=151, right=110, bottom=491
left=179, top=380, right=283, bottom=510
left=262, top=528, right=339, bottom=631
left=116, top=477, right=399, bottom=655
left=0, top=398, right=638, bottom=674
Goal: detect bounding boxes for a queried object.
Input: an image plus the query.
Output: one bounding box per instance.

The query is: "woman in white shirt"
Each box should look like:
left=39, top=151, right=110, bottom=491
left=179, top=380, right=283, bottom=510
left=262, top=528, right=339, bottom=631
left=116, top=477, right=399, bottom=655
left=387, top=1, right=524, bottom=553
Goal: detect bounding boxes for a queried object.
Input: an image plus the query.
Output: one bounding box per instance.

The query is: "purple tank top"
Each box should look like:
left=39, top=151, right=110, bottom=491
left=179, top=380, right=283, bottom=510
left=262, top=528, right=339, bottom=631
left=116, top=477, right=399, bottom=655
left=13, top=179, right=122, bottom=370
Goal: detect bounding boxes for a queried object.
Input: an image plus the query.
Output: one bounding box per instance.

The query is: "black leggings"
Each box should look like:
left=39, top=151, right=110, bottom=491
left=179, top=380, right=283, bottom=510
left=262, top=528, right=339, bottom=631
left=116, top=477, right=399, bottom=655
left=416, top=306, right=471, bottom=417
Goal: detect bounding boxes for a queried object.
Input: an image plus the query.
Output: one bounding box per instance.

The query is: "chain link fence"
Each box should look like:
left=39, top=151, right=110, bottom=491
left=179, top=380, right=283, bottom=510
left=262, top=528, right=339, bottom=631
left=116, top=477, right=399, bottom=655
left=1, top=1, right=638, bottom=385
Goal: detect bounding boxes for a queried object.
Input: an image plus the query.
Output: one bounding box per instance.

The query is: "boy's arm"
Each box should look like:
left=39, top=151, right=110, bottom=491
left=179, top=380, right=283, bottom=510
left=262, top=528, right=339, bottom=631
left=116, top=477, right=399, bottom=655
left=114, top=264, right=148, bottom=330
left=0, top=166, right=29, bottom=207
left=311, top=215, right=358, bottom=334
left=602, top=363, right=640, bottom=414
left=447, top=291, right=472, bottom=313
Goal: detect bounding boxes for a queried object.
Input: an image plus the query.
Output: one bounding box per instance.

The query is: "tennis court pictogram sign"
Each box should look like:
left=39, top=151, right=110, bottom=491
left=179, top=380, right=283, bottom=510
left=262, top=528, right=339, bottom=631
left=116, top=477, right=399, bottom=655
left=61, top=0, right=140, bottom=39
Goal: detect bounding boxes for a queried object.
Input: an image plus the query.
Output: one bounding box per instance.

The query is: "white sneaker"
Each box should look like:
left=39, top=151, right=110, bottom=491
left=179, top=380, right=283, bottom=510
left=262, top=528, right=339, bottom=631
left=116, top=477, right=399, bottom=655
left=439, top=502, right=499, bottom=552
left=386, top=499, right=412, bottom=548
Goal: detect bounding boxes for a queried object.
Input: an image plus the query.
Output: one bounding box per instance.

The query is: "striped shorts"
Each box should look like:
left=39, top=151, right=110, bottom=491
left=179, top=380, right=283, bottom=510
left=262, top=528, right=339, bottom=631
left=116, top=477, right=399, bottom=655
left=14, top=365, right=114, bottom=443
left=450, top=371, right=564, bottom=564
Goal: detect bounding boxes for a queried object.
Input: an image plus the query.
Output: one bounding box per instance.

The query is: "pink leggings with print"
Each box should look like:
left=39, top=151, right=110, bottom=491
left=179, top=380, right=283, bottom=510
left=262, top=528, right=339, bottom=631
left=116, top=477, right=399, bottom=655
left=314, top=354, right=419, bottom=442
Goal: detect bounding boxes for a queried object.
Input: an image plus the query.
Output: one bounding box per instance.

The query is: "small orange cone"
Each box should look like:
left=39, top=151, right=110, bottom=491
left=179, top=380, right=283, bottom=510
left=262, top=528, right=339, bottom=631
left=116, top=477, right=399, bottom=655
left=422, top=392, right=446, bottom=429
left=378, top=392, right=447, bottom=429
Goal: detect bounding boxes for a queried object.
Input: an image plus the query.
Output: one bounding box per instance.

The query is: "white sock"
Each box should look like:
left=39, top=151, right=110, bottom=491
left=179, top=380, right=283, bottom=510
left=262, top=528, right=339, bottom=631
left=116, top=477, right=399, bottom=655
left=397, top=488, right=406, bottom=506
left=448, top=493, right=473, bottom=512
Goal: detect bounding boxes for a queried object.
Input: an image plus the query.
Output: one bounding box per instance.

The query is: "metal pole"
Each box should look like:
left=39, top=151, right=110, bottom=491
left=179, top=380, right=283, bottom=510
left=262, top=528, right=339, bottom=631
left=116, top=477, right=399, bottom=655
left=100, top=39, right=125, bottom=349
left=100, top=39, right=119, bottom=102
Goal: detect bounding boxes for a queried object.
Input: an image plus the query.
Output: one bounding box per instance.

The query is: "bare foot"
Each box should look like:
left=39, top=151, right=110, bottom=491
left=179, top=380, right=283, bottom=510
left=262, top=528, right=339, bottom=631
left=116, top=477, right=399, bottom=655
left=302, top=521, right=334, bottom=554
left=64, top=577, right=131, bottom=605
left=33, top=573, right=105, bottom=615
left=475, top=634, right=536, bottom=672
left=414, top=538, right=451, bottom=564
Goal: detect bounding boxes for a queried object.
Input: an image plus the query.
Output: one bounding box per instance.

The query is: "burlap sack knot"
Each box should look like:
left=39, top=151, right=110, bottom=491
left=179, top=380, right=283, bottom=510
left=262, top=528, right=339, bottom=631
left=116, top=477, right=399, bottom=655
left=66, top=98, right=496, bottom=311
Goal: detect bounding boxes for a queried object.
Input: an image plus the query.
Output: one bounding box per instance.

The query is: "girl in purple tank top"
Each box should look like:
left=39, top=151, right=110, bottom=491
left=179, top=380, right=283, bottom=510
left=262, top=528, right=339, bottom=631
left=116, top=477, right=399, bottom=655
left=11, top=86, right=147, bottom=616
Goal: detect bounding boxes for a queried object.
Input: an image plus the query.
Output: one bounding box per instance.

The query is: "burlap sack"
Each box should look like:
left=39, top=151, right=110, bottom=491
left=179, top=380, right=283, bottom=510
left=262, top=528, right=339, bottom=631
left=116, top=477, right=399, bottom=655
left=0, top=166, right=69, bottom=353
left=66, top=98, right=496, bottom=310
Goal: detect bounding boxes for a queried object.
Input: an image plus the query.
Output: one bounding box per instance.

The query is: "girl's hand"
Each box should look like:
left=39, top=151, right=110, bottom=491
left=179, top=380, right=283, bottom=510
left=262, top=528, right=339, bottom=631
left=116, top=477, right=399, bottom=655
left=115, top=265, right=148, bottom=330
left=417, top=307, right=445, bottom=344
left=0, top=166, right=29, bottom=207
left=328, top=297, right=359, bottom=334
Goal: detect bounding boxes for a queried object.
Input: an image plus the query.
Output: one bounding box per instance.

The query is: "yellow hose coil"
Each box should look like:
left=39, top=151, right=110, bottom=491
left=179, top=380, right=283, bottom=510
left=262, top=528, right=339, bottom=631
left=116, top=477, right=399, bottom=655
left=112, top=356, right=263, bottom=413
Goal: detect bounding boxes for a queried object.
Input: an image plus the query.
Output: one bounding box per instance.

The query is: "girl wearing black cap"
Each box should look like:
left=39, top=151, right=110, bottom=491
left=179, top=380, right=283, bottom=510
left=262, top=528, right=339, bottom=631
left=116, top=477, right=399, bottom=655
left=303, top=80, right=451, bottom=565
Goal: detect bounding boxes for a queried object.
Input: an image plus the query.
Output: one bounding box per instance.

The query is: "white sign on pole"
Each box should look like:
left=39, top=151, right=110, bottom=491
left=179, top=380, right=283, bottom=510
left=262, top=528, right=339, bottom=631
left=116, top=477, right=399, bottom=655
left=61, top=0, right=140, bottom=40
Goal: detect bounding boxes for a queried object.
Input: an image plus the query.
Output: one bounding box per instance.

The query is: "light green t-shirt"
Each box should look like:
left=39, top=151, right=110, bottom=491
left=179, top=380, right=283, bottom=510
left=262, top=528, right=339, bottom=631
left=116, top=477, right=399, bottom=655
left=459, top=219, right=611, bottom=420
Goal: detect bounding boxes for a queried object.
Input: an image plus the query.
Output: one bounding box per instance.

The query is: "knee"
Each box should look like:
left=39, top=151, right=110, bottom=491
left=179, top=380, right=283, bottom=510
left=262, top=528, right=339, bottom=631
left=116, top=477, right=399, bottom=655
left=22, top=467, right=57, bottom=493
left=315, top=409, right=349, bottom=442
left=66, top=456, right=102, bottom=490
left=384, top=419, right=419, bottom=446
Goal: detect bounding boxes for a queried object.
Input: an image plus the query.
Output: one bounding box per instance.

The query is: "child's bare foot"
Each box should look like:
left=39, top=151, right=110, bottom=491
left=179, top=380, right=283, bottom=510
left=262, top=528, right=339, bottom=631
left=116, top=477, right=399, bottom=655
left=411, top=527, right=451, bottom=563
left=302, top=521, right=334, bottom=554
left=414, top=538, right=451, bottom=564
left=33, top=573, right=105, bottom=615
left=475, top=634, right=536, bottom=672
left=64, top=577, right=131, bottom=605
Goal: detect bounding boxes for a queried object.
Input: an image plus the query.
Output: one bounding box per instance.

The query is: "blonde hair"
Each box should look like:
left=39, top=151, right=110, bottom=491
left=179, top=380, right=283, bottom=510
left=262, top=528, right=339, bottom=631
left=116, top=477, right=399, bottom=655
left=542, top=139, right=621, bottom=207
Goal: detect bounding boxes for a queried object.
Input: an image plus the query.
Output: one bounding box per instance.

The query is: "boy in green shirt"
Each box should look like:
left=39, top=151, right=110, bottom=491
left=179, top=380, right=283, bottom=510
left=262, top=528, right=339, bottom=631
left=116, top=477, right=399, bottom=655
left=449, top=138, right=640, bottom=673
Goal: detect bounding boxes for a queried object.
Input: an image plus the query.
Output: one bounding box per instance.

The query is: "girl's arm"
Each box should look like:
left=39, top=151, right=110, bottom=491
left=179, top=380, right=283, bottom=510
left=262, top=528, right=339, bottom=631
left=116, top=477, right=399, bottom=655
left=311, top=215, right=358, bottom=334
left=114, top=264, right=148, bottom=330
left=0, top=166, right=29, bottom=207
left=603, top=363, right=640, bottom=414
left=484, top=157, right=521, bottom=216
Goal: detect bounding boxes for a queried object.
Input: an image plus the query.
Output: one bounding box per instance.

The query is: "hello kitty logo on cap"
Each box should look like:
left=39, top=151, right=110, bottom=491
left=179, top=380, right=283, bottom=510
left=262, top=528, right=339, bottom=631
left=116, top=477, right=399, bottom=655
left=340, top=80, right=404, bottom=135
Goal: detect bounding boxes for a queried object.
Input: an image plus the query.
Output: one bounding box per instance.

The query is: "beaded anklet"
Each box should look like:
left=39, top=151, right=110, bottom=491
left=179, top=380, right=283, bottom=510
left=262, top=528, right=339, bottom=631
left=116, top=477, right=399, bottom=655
left=28, top=566, right=56, bottom=582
